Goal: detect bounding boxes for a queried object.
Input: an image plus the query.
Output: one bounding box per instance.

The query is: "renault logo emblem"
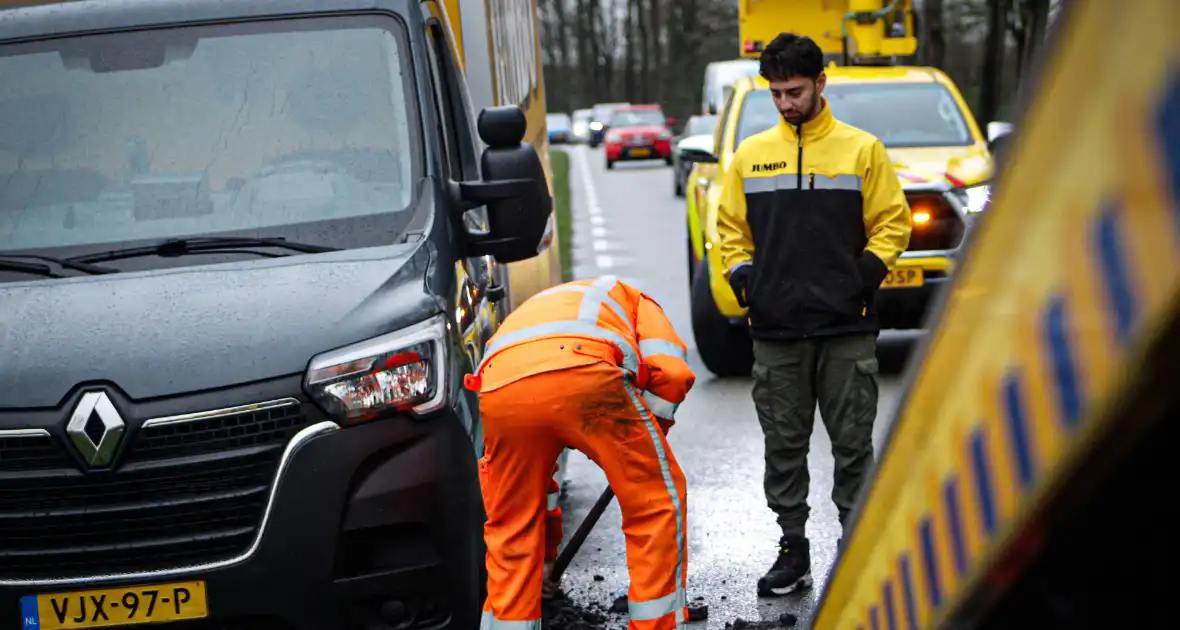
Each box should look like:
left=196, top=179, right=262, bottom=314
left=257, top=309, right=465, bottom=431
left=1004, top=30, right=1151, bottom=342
left=66, top=391, right=126, bottom=468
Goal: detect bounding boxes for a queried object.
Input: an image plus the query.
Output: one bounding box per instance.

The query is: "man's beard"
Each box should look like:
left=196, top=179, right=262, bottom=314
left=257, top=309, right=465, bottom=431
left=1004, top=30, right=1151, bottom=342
left=780, top=91, right=820, bottom=126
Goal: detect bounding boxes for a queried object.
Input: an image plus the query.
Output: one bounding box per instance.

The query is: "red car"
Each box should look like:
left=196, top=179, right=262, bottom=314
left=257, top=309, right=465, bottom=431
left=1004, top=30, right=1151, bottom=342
left=603, top=105, right=676, bottom=169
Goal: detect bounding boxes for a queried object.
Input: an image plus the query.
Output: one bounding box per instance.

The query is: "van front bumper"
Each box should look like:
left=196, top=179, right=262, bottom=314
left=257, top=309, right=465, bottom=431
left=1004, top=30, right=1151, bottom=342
left=0, top=381, right=483, bottom=630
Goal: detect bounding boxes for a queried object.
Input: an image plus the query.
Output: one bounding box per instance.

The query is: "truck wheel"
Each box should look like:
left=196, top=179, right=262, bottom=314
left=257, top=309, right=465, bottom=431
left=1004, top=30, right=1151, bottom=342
left=686, top=234, right=696, bottom=288
left=690, top=258, right=754, bottom=378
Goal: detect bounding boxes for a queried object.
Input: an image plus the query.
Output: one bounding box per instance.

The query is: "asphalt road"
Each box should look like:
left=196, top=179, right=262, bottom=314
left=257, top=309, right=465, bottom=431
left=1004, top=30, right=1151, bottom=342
left=550, top=145, right=914, bottom=629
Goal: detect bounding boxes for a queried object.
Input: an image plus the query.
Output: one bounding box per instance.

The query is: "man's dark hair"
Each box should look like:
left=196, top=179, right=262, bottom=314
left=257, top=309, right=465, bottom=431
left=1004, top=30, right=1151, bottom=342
left=759, top=33, right=824, bottom=81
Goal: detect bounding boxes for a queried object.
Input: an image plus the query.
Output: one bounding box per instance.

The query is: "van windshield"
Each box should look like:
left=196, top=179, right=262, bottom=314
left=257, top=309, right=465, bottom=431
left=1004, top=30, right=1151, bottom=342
left=736, top=83, right=975, bottom=149
left=0, top=17, right=419, bottom=258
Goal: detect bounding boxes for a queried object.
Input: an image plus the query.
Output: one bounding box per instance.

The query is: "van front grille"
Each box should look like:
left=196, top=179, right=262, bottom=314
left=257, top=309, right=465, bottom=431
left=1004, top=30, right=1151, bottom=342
left=0, top=401, right=311, bottom=581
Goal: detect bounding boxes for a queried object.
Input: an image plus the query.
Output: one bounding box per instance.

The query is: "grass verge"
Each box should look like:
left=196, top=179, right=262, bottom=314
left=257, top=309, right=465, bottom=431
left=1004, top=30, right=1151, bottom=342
left=550, top=149, right=573, bottom=282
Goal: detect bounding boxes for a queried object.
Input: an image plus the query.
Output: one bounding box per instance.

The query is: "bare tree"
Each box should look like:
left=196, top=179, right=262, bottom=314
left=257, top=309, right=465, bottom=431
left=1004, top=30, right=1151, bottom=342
left=922, top=0, right=947, bottom=69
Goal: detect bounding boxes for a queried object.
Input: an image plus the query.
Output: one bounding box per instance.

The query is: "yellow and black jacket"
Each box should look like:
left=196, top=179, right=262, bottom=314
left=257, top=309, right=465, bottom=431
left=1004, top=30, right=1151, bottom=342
left=717, top=97, right=912, bottom=339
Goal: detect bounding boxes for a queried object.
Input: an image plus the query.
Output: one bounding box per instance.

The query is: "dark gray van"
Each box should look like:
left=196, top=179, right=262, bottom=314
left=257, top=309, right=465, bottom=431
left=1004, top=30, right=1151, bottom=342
left=0, top=1, right=553, bottom=628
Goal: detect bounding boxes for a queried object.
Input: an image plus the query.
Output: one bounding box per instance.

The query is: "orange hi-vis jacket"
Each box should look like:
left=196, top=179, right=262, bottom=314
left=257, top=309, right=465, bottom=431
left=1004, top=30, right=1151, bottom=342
left=466, top=275, right=694, bottom=419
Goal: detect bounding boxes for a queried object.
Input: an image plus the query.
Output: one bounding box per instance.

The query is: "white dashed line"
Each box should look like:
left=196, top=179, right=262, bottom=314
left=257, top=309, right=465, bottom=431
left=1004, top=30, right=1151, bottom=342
left=573, top=146, right=617, bottom=270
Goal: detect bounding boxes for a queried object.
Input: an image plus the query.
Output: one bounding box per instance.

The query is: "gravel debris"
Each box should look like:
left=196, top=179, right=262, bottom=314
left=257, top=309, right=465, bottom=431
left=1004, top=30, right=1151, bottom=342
left=724, top=612, right=799, bottom=628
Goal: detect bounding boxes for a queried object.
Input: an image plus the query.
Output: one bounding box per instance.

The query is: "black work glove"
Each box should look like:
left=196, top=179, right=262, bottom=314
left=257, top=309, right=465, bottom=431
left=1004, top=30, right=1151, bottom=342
left=857, top=251, right=888, bottom=306
left=728, top=265, right=751, bottom=308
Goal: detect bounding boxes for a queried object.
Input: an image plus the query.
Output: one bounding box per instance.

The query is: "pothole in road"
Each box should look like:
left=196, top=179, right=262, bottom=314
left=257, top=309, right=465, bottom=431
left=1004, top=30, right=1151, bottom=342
left=542, top=589, right=621, bottom=629
left=723, top=612, right=799, bottom=628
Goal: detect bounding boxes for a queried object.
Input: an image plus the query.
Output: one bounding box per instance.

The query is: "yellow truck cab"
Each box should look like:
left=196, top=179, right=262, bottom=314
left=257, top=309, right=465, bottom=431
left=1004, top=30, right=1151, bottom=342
left=683, top=0, right=997, bottom=376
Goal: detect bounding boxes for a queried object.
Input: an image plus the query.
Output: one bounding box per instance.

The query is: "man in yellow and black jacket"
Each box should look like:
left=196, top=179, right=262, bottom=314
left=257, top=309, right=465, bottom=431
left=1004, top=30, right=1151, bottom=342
left=716, top=33, right=911, bottom=598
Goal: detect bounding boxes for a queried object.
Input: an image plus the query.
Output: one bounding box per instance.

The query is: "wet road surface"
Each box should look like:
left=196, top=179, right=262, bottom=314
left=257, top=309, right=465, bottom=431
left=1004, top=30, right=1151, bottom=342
left=550, top=145, right=916, bottom=629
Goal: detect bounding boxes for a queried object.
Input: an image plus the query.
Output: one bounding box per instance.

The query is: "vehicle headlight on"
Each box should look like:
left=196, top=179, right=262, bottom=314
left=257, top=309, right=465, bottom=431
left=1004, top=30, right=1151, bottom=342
left=606, top=133, right=622, bottom=143
left=962, top=183, right=991, bottom=213
left=590, top=122, right=604, bottom=131
left=304, top=314, right=449, bottom=425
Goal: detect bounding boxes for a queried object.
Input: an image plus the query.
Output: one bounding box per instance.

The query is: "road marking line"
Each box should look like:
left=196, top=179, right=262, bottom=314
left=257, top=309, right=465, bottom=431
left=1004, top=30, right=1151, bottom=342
left=577, top=147, right=603, bottom=219
left=574, top=146, right=616, bottom=273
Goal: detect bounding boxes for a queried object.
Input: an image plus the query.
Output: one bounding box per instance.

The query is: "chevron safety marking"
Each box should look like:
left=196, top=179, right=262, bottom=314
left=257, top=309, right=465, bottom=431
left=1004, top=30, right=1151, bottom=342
left=810, top=2, right=1180, bottom=628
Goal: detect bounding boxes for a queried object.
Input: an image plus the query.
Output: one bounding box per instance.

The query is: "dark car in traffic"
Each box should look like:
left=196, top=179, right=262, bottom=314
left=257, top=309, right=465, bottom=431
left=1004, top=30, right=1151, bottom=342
left=671, top=114, right=718, bottom=196
left=0, top=1, right=554, bottom=629
left=586, top=101, right=629, bottom=148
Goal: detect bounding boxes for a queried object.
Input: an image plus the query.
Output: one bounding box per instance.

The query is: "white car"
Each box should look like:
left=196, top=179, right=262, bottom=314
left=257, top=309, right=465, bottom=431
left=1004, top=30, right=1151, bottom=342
left=672, top=114, right=718, bottom=197
left=571, top=108, right=592, bottom=143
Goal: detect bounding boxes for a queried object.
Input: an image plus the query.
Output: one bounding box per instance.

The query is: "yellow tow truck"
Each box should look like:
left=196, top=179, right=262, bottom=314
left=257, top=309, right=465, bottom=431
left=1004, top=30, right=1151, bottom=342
left=811, top=0, right=1179, bottom=627
left=684, top=0, right=999, bottom=377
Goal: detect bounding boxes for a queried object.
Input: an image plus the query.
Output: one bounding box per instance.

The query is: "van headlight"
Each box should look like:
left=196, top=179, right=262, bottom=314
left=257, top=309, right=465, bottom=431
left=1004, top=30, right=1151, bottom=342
left=606, top=133, right=622, bottom=143
left=962, top=183, right=991, bottom=213
left=304, top=314, right=449, bottom=424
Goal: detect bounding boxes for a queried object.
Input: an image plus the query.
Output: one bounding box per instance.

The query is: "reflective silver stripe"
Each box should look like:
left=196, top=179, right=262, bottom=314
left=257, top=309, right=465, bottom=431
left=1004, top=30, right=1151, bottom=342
left=547, top=492, right=560, bottom=511
left=743, top=173, right=795, bottom=194
left=629, top=588, right=687, bottom=622
left=578, top=275, right=629, bottom=325
left=638, top=338, right=687, bottom=361
left=536, top=283, right=631, bottom=326
left=621, top=370, right=685, bottom=629
left=643, top=391, right=679, bottom=419
left=812, top=173, right=862, bottom=191
left=479, top=320, right=639, bottom=373
left=743, top=172, right=862, bottom=193
left=727, top=261, right=751, bottom=276
left=480, top=612, right=541, bottom=630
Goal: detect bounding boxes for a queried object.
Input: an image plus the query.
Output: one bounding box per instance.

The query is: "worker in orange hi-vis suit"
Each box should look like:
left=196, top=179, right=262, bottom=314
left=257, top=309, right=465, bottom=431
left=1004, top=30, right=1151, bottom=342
left=464, top=275, right=695, bottom=630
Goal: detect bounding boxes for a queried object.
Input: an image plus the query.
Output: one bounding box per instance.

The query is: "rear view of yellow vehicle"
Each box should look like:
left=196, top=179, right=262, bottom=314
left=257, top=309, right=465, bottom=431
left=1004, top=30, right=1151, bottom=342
left=685, top=0, right=999, bottom=377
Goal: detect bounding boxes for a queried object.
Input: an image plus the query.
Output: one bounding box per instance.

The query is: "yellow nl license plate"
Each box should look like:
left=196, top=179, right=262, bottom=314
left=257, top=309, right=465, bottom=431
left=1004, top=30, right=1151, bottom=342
left=630, top=148, right=651, bottom=157
left=21, top=581, right=208, bottom=629
left=882, top=267, right=924, bottom=288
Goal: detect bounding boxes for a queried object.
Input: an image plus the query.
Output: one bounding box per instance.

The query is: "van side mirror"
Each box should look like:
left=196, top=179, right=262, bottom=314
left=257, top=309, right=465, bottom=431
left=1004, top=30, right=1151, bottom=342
left=987, top=132, right=1011, bottom=156
left=681, top=149, right=719, bottom=164
left=451, top=105, right=552, bottom=264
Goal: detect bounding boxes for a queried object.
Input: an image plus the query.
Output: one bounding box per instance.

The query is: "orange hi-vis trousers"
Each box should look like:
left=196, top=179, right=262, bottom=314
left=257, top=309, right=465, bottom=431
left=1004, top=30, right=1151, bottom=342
left=545, top=463, right=563, bottom=562
left=478, top=349, right=689, bottom=630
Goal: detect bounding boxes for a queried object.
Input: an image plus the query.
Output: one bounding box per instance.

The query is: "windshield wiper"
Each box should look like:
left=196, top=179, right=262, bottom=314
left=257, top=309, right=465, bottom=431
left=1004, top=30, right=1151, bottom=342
left=65, top=237, right=342, bottom=264
left=0, top=260, right=65, bottom=278
left=0, top=255, right=118, bottom=276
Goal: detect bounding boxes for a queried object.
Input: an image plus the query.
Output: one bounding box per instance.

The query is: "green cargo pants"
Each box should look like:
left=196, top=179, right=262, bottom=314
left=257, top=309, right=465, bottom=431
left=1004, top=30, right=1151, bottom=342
left=751, top=334, right=878, bottom=538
